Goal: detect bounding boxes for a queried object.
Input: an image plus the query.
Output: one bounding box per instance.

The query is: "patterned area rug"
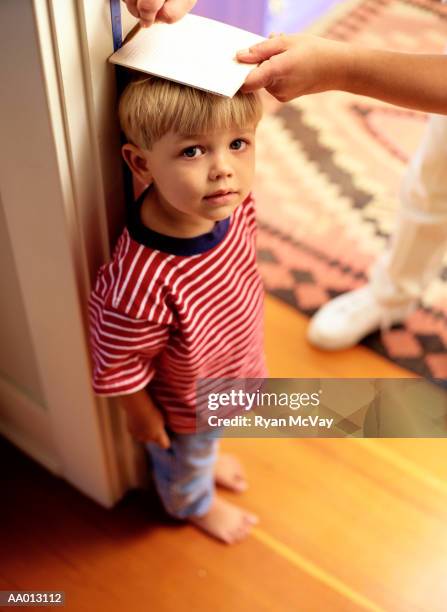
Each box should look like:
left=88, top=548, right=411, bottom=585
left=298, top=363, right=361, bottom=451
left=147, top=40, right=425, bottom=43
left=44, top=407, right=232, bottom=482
left=255, top=0, right=447, bottom=378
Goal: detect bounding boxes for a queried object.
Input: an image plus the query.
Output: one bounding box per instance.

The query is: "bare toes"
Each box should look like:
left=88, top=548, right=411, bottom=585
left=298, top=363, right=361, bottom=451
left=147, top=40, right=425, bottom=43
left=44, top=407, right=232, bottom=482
left=215, top=454, right=248, bottom=493
left=244, top=513, right=258, bottom=525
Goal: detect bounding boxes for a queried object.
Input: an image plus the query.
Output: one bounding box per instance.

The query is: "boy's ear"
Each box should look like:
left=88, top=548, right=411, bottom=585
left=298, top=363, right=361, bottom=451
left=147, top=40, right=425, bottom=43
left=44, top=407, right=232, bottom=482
left=121, top=143, right=153, bottom=184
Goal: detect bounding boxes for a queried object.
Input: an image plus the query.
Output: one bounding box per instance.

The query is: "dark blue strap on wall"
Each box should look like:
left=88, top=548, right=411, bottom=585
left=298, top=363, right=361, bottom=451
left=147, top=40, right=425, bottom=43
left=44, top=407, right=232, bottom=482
left=109, top=0, right=134, bottom=207
left=109, top=0, right=123, bottom=50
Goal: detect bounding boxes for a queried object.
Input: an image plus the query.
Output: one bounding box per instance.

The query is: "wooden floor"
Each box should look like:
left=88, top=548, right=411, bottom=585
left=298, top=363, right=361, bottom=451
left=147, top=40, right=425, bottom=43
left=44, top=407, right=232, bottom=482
left=2, top=295, right=447, bottom=612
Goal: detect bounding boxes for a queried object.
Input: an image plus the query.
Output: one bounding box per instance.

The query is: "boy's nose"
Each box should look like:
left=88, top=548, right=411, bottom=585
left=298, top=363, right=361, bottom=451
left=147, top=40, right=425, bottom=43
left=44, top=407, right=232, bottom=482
left=208, top=155, right=233, bottom=181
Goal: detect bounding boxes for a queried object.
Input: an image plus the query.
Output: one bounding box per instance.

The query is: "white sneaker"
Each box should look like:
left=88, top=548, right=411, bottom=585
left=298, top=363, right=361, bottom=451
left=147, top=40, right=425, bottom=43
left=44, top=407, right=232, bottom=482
left=307, top=285, right=413, bottom=351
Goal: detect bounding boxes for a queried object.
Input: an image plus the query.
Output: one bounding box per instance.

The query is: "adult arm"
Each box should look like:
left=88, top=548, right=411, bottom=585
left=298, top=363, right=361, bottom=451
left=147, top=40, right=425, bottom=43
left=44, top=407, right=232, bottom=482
left=237, top=34, right=447, bottom=114
left=122, top=0, right=197, bottom=28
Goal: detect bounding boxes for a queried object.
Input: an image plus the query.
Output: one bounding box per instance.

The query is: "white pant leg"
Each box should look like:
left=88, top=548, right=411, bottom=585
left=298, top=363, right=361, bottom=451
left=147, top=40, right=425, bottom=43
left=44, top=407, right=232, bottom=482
left=370, top=114, right=447, bottom=308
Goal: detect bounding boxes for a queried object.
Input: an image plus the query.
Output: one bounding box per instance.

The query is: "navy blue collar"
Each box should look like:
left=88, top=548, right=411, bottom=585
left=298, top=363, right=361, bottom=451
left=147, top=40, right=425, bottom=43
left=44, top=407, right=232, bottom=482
left=126, top=186, right=231, bottom=256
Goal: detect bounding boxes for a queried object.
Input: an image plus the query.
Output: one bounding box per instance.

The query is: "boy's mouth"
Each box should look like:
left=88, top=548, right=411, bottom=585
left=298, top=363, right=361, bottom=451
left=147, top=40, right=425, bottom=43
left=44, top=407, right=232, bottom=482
left=204, top=190, right=238, bottom=204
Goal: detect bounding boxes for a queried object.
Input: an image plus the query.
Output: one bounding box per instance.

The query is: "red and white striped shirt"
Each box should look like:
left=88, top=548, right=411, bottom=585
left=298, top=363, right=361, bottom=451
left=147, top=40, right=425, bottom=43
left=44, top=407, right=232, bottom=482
left=88, top=191, right=266, bottom=433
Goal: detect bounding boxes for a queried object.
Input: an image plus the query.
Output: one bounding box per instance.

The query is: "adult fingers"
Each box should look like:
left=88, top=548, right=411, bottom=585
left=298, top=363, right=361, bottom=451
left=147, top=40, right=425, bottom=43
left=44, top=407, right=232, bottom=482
left=157, top=0, right=197, bottom=23
left=122, top=0, right=140, bottom=19
left=240, top=60, right=276, bottom=93
left=236, top=35, right=288, bottom=64
left=137, top=0, right=164, bottom=27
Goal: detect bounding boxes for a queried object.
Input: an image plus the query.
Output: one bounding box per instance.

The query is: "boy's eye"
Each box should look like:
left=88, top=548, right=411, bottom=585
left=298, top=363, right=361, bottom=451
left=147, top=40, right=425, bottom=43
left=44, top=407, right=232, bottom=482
left=230, top=139, right=247, bottom=151
left=181, top=146, right=204, bottom=158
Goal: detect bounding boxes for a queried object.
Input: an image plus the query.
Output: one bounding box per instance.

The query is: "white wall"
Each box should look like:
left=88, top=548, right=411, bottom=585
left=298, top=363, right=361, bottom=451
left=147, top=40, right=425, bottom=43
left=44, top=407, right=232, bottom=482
left=0, top=195, right=46, bottom=408
left=0, top=0, right=131, bottom=506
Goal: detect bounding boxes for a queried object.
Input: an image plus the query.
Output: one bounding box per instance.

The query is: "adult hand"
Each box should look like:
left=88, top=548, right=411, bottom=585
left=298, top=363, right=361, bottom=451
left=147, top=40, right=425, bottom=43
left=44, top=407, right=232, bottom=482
left=237, top=34, right=349, bottom=102
left=122, top=0, right=197, bottom=28
left=238, top=33, right=447, bottom=114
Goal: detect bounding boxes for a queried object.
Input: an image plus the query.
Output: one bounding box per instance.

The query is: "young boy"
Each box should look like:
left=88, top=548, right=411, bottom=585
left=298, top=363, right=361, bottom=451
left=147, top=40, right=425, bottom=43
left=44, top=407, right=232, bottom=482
left=88, top=75, right=264, bottom=544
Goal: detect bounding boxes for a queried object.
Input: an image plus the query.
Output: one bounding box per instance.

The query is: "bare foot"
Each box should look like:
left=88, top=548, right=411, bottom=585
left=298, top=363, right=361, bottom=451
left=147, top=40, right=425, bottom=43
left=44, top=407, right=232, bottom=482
left=189, top=494, right=258, bottom=544
left=214, top=453, right=248, bottom=492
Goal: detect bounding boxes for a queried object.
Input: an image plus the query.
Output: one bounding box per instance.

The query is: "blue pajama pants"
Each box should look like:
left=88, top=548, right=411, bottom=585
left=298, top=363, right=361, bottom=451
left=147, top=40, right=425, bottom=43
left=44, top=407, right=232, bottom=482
left=146, top=429, right=220, bottom=519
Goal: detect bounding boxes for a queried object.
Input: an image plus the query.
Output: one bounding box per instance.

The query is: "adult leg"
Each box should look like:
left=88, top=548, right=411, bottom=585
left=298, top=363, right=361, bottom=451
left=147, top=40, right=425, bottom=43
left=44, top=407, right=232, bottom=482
left=370, top=114, right=447, bottom=307
left=308, top=114, right=447, bottom=350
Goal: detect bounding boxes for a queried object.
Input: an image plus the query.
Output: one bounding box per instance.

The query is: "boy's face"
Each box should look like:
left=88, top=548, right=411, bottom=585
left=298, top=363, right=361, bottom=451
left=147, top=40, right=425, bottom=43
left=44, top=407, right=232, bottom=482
left=124, top=124, right=257, bottom=227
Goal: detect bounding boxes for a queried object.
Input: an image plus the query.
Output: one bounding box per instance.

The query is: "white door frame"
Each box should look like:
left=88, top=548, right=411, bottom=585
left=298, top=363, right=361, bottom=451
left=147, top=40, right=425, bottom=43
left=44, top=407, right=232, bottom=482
left=0, top=0, right=143, bottom=507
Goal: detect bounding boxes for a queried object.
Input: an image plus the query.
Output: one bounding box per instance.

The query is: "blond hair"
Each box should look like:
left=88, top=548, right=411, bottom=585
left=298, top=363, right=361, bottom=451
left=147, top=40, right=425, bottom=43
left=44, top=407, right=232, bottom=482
left=118, top=75, right=263, bottom=150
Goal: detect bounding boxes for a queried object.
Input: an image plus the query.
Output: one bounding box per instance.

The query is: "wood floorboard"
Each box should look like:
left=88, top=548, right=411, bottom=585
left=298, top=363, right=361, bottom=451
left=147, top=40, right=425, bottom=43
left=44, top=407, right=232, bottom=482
left=264, top=295, right=415, bottom=379
left=0, top=437, right=358, bottom=612
left=222, top=437, right=447, bottom=612
left=2, top=295, right=445, bottom=611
